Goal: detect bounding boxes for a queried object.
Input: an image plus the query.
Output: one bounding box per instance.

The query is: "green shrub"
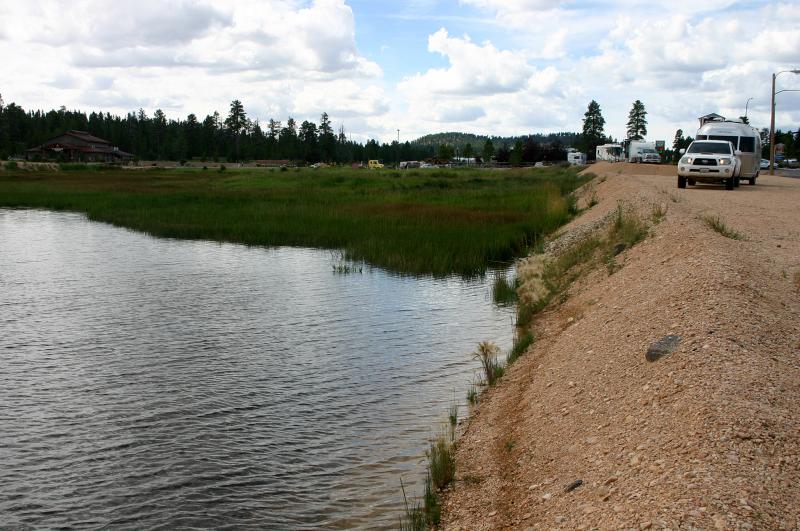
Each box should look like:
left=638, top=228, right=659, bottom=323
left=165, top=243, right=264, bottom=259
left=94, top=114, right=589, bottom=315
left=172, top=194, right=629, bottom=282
left=59, top=163, right=89, bottom=171
left=466, top=382, right=479, bottom=405
left=423, top=473, right=441, bottom=525
left=651, top=202, right=667, bottom=223
left=428, top=434, right=456, bottom=490
left=491, top=274, right=518, bottom=305
left=473, top=341, right=504, bottom=387
left=514, top=202, right=651, bottom=326
left=5, top=161, right=19, bottom=170
left=507, top=332, right=535, bottom=366
left=399, top=473, right=440, bottom=530
left=399, top=479, right=426, bottom=531
left=701, top=214, right=744, bottom=240
left=609, top=202, right=648, bottom=248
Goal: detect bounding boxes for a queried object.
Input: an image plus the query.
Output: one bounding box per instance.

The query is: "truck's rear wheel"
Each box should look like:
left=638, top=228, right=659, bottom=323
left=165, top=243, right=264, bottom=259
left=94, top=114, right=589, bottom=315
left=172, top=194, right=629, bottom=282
left=678, top=176, right=687, bottom=189
left=725, top=177, right=734, bottom=190
left=749, top=177, right=756, bottom=185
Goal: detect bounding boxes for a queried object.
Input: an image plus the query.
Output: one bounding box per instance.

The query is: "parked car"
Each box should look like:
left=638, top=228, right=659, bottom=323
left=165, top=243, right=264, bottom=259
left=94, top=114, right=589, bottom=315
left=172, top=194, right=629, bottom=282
left=760, top=159, right=770, bottom=169
left=677, top=140, right=742, bottom=190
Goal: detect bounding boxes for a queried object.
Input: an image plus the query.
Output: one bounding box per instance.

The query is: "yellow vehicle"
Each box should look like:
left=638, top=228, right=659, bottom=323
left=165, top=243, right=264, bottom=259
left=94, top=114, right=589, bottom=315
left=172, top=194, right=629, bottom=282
left=368, top=160, right=384, bottom=169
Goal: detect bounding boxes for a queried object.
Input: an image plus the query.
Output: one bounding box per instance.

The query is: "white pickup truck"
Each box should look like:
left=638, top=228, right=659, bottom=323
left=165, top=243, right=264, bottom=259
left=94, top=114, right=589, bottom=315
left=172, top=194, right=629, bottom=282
left=677, top=140, right=742, bottom=190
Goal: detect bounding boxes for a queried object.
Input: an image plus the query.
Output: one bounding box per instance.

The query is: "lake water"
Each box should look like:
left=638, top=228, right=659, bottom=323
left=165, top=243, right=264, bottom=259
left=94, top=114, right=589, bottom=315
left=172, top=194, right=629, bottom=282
left=0, top=209, right=515, bottom=529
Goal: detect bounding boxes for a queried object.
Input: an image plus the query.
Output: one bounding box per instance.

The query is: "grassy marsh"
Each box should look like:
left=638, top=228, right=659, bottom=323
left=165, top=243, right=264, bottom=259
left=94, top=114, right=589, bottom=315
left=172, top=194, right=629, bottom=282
left=0, top=165, right=587, bottom=277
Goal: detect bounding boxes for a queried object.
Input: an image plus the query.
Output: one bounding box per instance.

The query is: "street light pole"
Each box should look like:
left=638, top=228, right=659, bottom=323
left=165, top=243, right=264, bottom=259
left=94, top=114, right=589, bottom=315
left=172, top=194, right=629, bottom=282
left=770, top=69, right=800, bottom=175
left=770, top=73, right=776, bottom=175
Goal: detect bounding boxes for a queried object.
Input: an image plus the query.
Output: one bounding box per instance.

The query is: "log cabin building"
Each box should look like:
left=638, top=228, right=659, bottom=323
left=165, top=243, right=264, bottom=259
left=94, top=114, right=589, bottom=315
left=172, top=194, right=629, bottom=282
left=26, top=130, right=134, bottom=163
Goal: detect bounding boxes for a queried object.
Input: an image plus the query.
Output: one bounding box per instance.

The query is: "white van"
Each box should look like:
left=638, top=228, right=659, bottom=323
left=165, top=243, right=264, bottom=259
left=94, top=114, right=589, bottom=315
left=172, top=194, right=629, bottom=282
left=695, top=118, right=761, bottom=185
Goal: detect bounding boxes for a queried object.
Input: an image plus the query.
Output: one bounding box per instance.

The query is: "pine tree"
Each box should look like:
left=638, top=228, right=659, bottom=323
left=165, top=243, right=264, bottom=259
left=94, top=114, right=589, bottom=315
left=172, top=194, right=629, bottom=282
left=482, top=139, right=494, bottom=164
left=318, top=112, right=336, bottom=162
left=582, top=100, right=605, bottom=160
left=463, top=143, right=474, bottom=159
left=153, top=109, right=167, bottom=159
left=626, top=100, right=647, bottom=140
left=437, top=143, right=453, bottom=161
left=266, top=119, right=281, bottom=159
left=298, top=120, right=319, bottom=163
left=224, top=100, right=247, bottom=161
left=672, top=129, right=683, bottom=151
left=509, top=140, right=524, bottom=166
left=279, top=118, right=298, bottom=160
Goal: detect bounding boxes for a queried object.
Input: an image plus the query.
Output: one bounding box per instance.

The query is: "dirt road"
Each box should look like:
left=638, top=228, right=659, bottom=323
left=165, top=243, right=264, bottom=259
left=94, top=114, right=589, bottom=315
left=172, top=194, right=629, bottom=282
left=441, top=162, right=800, bottom=530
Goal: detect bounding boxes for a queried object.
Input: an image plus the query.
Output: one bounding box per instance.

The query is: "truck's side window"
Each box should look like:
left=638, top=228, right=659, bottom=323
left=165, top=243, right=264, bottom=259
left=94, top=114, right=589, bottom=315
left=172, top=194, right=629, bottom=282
left=738, top=137, right=755, bottom=153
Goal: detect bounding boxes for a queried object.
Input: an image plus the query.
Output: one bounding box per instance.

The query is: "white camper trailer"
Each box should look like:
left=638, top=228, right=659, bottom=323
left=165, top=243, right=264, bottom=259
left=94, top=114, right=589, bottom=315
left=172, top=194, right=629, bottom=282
left=596, top=144, right=623, bottom=162
left=567, top=151, right=586, bottom=165
left=695, top=115, right=761, bottom=185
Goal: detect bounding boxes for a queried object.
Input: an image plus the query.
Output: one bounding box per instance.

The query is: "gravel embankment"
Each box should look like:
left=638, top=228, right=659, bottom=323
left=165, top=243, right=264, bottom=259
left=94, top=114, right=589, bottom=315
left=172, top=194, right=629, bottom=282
left=441, top=162, right=800, bottom=530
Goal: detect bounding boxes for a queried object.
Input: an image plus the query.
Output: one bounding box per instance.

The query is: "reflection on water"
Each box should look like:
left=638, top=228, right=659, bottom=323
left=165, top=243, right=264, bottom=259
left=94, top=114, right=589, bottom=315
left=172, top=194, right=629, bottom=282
left=0, top=209, right=514, bottom=529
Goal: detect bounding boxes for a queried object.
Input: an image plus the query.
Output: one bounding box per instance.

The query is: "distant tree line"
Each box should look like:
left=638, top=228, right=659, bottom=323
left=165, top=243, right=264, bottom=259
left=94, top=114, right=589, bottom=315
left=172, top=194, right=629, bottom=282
left=0, top=95, right=578, bottom=166
left=0, top=96, right=435, bottom=164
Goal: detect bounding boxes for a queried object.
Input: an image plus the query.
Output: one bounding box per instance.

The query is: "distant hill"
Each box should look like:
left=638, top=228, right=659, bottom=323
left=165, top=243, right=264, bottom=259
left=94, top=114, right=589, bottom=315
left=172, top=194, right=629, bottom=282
left=413, top=131, right=582, bottom=150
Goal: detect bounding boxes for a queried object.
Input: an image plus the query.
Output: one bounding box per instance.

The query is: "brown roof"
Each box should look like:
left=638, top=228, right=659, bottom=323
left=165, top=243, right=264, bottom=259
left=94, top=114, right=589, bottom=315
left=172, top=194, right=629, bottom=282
left=26, top=130, right=133, bottom=158
left=64, top=130, right=112, bottom=145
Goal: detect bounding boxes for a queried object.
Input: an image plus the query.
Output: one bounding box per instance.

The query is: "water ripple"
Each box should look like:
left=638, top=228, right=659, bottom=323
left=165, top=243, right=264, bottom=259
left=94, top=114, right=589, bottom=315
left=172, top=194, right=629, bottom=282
left=0, top=209, right=513, bottom=529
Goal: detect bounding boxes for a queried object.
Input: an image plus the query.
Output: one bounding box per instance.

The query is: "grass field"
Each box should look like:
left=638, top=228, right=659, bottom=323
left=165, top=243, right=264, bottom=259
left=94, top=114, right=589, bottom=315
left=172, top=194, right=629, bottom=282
left=0, top=165, right=588, bottom=277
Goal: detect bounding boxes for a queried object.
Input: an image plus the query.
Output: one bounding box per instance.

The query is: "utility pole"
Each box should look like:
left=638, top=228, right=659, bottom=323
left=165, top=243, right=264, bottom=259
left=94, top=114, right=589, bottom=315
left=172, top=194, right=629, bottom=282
left=770, top=69, right=800, bottom=175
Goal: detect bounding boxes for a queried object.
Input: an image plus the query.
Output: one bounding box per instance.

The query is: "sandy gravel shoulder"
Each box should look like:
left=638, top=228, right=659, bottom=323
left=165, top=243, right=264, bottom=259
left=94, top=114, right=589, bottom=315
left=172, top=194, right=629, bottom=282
left=441, top=162, right=800, bottom=530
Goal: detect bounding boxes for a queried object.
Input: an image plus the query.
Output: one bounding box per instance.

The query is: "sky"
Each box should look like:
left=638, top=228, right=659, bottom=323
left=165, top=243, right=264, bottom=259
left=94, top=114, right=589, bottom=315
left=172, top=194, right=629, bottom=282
left=1, top=0, right=799, bottom=145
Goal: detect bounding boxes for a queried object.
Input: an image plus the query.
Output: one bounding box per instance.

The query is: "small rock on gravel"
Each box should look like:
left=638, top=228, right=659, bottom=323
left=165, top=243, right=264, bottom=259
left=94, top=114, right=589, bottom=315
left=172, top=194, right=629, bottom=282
left=646, top=335, right=682, bottom=362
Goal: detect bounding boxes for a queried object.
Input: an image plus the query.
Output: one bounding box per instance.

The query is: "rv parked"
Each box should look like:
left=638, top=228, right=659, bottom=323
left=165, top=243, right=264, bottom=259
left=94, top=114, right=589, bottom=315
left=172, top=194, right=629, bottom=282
left=695, top=114, right=761, bottom=185
left=596, top=144, right=623, bottom=162
left=567, top=151, right=587, bottom=165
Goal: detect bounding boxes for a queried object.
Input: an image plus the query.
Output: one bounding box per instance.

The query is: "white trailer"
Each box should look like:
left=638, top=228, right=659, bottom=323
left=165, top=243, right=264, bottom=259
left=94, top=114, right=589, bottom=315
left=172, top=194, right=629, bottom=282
left=567, top=152, right=586, bottom=165
left=695, top=115, right=762, bottom=184
left=596, top=144, right=623, bottom=162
